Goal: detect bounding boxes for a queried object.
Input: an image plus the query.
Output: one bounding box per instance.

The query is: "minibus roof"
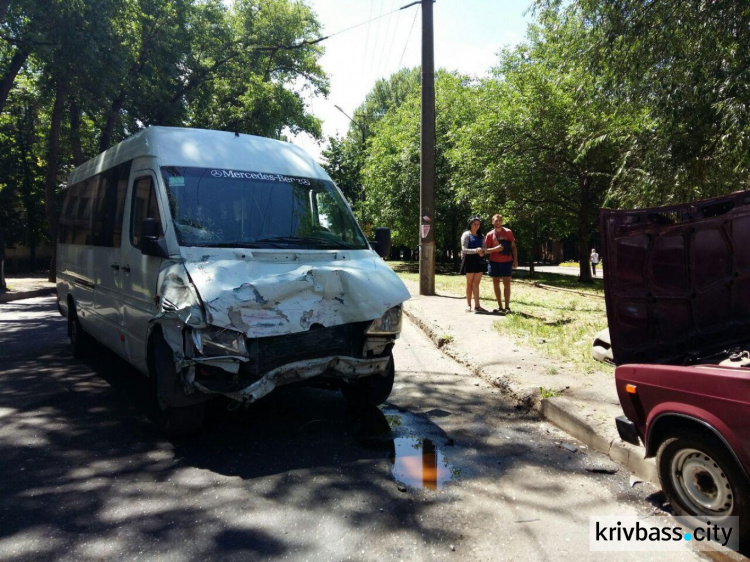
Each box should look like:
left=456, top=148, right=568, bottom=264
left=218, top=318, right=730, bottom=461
left=68, top=127, right=329, bottom=185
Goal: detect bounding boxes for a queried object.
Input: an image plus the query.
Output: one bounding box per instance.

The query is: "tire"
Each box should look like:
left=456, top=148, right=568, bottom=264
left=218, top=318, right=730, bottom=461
left=657, top=431, right=750, bottom=539
left=341, top=353, right=395, bottom=408
left=68, top=303, right=95, bottom=359
left=150, top=332, right=205, bottom=437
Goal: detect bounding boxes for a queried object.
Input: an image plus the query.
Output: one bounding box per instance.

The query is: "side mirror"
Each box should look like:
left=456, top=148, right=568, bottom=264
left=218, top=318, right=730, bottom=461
left=370, top=227, right=392, bottom=259
left=141, top=218, right=169, bottom=258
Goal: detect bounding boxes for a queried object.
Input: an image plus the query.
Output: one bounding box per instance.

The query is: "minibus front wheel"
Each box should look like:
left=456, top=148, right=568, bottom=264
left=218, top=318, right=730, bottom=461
left=341, top=353, right=395, bottom=407
left=149, top=332, right=206, bottom=437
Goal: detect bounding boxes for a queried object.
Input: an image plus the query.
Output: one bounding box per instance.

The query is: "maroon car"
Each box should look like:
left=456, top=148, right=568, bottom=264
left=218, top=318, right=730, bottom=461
left=601, top=191, right=750, bottom=538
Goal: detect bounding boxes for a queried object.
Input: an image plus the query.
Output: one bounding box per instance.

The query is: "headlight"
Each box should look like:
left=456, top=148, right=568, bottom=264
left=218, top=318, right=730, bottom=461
left=367, top=306, right=402, bottom=335
left=192, top=327, right=248, bottom=357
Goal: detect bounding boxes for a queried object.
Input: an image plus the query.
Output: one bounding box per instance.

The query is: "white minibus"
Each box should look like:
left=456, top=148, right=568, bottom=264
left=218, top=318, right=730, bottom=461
left=57, top=127, right=409, bottom=434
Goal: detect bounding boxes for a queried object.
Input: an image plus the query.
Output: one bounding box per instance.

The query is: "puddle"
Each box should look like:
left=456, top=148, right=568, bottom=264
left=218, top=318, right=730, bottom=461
left=390, top=437, right=456, bottom=490
left=352, top=406, right=459, bottom=490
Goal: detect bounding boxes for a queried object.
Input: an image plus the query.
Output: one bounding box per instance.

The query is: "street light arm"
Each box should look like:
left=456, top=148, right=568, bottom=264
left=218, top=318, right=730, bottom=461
left=334, top=105, right=366, bottom=143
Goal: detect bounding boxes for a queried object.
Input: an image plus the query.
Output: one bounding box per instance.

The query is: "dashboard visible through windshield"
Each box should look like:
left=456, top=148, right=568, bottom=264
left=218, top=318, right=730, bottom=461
left=161, top=166, right=368, bottom=250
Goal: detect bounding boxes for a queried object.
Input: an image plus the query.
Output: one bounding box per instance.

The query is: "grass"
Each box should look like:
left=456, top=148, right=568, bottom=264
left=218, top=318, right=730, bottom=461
left=389, top=260, right=611, bottom=374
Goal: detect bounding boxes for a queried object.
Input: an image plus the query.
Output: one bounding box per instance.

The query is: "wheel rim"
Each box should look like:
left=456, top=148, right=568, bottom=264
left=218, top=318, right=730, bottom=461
left=670, top=448, right=733, bottom=514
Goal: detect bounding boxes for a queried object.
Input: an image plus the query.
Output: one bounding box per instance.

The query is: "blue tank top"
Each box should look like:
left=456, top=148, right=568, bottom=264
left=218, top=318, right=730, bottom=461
left=468, top=233, right=483, bottom=249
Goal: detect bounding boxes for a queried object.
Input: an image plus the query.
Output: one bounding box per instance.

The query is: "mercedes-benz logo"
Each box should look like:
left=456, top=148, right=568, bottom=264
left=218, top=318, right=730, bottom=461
left=210, top=169, right=223, bottom=177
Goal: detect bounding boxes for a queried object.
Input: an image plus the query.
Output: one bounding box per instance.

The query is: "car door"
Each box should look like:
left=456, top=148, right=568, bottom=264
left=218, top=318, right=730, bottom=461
left=120, top=171, right=166, bottom=373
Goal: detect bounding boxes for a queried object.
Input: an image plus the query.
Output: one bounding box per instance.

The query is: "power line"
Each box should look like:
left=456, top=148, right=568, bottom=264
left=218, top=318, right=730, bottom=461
left=361, top=0, right=375, bottom=86
left=377, top=0, right=399, bottom=78
left=398, top=4, right=419, bottom=70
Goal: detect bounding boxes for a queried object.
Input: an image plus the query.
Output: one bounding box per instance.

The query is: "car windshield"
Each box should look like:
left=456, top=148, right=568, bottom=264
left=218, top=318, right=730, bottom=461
left=161, top=166, right=368, bottom=250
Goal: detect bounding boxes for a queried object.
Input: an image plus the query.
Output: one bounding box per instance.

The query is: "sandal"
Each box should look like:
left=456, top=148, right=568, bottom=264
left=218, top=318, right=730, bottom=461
left=465, top=306, right=472, bottom=312
left=474, top=306, right=488, bottom=313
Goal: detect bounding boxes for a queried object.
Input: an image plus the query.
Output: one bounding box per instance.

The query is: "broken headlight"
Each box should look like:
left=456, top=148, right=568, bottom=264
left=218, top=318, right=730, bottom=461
left=192, top=326, right=248, bottom=357
left=366, top=306, right=402, bottom=335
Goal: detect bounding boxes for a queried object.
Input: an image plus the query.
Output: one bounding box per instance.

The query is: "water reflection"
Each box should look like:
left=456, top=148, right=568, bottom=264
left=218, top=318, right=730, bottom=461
left=352, top=406, right=457, bottom=490
left=390, top=437, right=454, bottom=490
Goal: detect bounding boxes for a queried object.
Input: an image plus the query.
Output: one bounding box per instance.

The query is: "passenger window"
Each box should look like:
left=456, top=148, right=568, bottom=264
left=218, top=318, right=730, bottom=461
left=130, top=176, right=162, bottom=248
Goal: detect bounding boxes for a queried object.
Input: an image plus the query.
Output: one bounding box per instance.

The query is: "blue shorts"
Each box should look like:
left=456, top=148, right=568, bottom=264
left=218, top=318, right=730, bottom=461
left=488, top=261, right=513, bottom=278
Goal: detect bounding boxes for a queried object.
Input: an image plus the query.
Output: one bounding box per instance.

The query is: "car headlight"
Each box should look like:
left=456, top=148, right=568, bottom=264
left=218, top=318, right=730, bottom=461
left=192, top=326, right=248, bottom=357
left=367, top=306, right=402, bottom=335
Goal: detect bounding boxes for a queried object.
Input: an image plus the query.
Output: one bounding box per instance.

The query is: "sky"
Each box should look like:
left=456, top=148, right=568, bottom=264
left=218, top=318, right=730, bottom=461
left=289, top=0, right=534, bottom=160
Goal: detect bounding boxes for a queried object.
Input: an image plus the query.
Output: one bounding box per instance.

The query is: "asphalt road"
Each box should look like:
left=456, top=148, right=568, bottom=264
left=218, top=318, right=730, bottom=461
left=0, top=297, right=718, bottom=561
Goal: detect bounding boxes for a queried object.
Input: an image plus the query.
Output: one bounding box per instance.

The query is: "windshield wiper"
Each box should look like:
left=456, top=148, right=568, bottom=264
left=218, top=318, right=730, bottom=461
left=256, top=236, right=359, bottom=249
left=190, top=242, right=272, bottom=248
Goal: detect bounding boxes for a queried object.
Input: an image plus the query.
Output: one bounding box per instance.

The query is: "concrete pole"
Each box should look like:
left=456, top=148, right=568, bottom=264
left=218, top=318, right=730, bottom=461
left=419, top=0, right=435, bottom=295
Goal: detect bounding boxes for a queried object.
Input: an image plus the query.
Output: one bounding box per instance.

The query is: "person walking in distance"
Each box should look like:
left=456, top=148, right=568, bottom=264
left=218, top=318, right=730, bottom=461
left=590, top=248, right=600, bottom=277
left=484, top=214, right=518, bottom=314
left=459, top=216, right=487, bottom=312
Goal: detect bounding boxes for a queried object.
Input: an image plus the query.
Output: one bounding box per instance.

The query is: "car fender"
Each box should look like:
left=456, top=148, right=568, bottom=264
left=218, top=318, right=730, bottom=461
left=645, top=406, right=749, bottom=481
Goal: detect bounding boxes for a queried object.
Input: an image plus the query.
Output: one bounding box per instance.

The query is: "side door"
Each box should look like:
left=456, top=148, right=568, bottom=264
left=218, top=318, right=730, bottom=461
left=120, top=171, right=166, bottom=373
left=91, top=163, right=130, bottom=357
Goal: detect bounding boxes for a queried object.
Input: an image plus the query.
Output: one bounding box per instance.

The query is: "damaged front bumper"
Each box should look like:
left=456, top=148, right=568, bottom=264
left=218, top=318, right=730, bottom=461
left=191, top=354, right=392, bottom=404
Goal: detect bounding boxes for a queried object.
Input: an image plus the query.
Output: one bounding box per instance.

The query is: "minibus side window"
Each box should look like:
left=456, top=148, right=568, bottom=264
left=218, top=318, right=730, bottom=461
left=60, top=161, right=131, bottom=247
left=130, top=176, right=162, bottom=248
left=111, top=161, right=131, bottom=247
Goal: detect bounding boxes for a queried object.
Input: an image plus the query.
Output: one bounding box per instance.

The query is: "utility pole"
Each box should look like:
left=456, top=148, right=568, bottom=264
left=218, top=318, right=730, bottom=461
left=419, top=0, right=435, bottom=295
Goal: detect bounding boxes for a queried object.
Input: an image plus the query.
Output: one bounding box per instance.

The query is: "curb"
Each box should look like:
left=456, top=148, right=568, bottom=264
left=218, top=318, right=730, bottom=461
left=403, top=304, right=659, bottom=485
left=0, top=287, right=56, bottom=304
left=541, top=397, right=658, bottom=484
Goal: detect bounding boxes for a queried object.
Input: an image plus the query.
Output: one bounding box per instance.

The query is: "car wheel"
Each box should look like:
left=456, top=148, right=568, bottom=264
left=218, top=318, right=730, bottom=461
left=657, top=431, right=749, bottom=539
left=68, top=303, right=95, bottom=359
left=341, top=353, right=395, bottom=408
left=150, top=332, right=205, bottom=437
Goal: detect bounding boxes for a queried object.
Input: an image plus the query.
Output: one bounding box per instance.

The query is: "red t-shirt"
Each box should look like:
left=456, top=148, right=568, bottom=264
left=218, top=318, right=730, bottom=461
left=485, top=228, right=515, bottom=263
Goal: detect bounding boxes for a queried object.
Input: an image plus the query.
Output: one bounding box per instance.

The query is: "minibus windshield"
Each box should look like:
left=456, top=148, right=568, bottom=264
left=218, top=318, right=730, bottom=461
left=161, top=167, right=369, bottom=250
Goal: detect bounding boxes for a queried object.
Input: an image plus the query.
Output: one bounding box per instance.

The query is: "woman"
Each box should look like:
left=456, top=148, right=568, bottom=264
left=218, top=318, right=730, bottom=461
left=460, top=216, right=487, bottom=312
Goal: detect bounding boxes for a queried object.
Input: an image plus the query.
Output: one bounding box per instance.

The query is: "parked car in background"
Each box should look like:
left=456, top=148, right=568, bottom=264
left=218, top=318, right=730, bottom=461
left=600, top=190, right=750, bottom=538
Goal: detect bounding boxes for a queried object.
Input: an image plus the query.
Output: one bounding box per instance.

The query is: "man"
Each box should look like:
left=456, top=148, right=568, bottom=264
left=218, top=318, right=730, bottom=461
left=484, top=214, right=517, bottom=314
left=590, top=248, right=600, bottom=277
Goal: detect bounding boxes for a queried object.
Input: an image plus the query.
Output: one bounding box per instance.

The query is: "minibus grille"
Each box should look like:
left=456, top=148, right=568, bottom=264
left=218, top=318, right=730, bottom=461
left=247, top=323, right=365, bottom=375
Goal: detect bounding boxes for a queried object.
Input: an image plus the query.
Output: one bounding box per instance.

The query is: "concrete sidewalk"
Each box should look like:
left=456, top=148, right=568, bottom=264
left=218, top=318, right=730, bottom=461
left=400, top=279, right=657, bottom=484
left=0, top=274, right=56, bottom=303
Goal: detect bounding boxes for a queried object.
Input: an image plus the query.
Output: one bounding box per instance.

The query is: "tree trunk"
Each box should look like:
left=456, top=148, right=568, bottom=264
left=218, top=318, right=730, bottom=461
left=0, top=0, right=11, bottom=24
left=0, top=47, right=30, bottom=114
left=0, top=218, right=6, bottom=291
left=45, top=79, right=66, bottom=283
left=69, top=97, right=86, bottom=165
left=99, top=90, right=125, bottom=153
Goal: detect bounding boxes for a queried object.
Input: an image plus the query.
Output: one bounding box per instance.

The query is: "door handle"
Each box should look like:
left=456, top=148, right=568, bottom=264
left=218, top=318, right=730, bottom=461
left=122, top=265, right=131, bottom=273
left=110, top=263, right=120, bottom=271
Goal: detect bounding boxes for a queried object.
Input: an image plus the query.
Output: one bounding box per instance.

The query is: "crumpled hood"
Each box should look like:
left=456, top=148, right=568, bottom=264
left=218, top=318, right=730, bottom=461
left=180, top=248, right=410, bottom=338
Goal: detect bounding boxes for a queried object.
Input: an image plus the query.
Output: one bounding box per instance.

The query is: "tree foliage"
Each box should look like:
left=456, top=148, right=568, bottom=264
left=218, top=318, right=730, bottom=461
left=0, top=0, right=328, bottom=275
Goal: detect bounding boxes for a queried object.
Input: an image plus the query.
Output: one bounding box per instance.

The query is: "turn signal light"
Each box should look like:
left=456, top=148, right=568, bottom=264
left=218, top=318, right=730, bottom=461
left=625, top=384, right=637, bottom=394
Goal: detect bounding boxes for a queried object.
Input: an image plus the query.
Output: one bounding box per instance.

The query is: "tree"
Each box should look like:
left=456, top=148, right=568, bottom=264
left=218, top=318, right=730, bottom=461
left=322, top=68, right=420, bottom=226
left=451, top=9, right=641, bottom=282
left=0, top=0, right=330, bottom=278
left=362, top=71, right=478, bottom=264
left=540, top=0, right=750, bottom=206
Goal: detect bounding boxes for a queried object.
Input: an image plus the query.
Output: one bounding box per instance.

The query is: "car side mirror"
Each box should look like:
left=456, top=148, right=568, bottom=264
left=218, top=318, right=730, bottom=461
left=141, top=218, right=169, bottom=258
left=370, top=227, right=392, bottom=259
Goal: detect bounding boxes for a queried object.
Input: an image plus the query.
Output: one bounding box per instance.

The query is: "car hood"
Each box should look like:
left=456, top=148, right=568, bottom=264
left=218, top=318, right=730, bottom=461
left=601, top=190, right=750, bottom=365
left=179, top=247, right=410, bottom=338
